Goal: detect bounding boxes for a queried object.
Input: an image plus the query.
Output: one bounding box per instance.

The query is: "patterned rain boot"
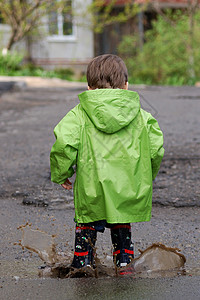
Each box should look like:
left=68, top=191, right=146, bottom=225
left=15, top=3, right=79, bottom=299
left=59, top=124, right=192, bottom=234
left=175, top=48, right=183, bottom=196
left=71, top=225, right=97, bottom=269
left=111, top=224, right=134, bottom=268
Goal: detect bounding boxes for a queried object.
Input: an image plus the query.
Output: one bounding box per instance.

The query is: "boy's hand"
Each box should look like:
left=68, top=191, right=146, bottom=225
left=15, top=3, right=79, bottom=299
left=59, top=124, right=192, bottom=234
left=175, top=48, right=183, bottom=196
left=61, top=178, right=72, bottom=190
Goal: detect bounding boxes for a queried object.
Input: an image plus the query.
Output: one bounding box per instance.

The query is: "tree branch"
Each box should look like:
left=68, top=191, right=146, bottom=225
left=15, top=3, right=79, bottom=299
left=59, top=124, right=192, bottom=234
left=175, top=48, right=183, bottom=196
left=152, top=1, right=176, bottom=27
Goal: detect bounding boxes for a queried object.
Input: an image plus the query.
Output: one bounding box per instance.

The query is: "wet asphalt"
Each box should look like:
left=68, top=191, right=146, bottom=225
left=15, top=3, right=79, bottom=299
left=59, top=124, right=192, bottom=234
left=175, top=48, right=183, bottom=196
left=1, top=276, right=200, bottom=300
left=0, top=79, right=200, bottom=299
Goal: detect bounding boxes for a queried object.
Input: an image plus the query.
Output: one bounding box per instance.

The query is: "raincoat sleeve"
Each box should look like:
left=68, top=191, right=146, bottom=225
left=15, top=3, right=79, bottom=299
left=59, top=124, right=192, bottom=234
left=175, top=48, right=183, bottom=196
left=50, top=108, right=80, bottom=184
left=147, top=115, right=164, bottom=180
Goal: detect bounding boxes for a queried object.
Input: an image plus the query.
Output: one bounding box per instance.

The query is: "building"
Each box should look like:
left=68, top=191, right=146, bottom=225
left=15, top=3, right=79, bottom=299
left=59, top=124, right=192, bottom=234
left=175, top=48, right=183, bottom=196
left=0, top=0, right=94, bottom=75
left=95, top=0, right=199, bottom=55
left=0, top=0, right=199, bottom=74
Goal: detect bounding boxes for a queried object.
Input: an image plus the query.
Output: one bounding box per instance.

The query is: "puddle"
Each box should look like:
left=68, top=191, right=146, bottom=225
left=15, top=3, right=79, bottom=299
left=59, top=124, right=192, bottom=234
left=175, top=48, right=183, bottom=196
left=15, top=224, right=189, bottom=279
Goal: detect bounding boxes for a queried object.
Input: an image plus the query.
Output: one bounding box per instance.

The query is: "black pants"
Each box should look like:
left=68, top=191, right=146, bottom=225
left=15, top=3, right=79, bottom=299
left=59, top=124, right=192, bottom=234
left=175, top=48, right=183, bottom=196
left=71, top=221, right=134, bottom=268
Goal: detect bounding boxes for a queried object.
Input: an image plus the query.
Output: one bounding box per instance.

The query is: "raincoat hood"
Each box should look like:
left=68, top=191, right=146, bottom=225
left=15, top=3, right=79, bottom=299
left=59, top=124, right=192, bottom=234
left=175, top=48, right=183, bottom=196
left=78, top=89, right=140, bottom=133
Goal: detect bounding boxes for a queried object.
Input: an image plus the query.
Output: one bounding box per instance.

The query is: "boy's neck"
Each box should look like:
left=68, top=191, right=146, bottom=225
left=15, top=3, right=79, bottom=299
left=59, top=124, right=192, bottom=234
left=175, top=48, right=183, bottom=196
left=87, top=82, right=128, bottom=91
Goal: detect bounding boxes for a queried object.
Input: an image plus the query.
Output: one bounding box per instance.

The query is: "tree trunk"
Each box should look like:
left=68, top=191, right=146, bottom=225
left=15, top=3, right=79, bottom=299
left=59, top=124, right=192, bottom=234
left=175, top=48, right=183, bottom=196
left=6, top=30, right=17, bottom=51
left=187, top=0, right=196, bottom=79
left=26, top=35, right=33, bottom=63
left=138, top=11, right=144, bottom=51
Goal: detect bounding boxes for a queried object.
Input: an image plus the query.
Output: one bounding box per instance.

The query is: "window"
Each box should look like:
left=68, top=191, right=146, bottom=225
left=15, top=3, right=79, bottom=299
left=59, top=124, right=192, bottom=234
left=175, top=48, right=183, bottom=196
left=48, top=0, right=76, bottom=40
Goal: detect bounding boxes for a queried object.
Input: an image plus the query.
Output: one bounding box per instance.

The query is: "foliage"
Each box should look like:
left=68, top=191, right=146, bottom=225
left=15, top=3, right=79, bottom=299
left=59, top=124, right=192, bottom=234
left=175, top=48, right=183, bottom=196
left=0, top=53, right=75, bottom=80
left=0, top=0, right=69, bottom=50
left=118, top=10, right=200, bottom=85
left=0, top=52, right=23, bottom=72
left=53, top=68, right=74, bottom=79
left=88, top=0, right=147, bottom=33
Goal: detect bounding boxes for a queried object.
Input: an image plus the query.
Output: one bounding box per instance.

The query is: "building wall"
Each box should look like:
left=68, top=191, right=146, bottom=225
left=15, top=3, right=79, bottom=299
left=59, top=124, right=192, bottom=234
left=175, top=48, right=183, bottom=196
left=106, top=0, right=197, bottom=7
left=0, top=0, right=94, bottom=74
left=30, top=0, right=94, bottom=74
left=0, top=24, right=27, bottom=54
left=0, top=24, right=10, bottom=49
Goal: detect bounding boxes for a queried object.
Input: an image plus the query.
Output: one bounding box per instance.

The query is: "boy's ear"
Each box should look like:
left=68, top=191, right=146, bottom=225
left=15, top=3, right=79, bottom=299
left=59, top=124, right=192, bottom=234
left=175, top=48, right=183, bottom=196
left=88, top=86, right=92, bottom=90
left=124, top=82, right=128, bottom=90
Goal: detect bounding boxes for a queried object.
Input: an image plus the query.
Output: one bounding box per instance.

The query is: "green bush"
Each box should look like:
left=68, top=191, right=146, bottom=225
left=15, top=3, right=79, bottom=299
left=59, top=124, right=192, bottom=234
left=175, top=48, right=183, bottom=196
left=54, top=68, right=74, bottom=80
left=0, top=53, right=75, bottom=81
left=118, top=10, right=200, bottom=85
left=0, top=52, right=23, bottom=74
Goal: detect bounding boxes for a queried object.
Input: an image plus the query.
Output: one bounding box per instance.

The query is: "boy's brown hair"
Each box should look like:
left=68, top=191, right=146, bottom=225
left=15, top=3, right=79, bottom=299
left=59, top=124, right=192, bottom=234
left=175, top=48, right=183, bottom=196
left=87, top=54, right=128, bottom=89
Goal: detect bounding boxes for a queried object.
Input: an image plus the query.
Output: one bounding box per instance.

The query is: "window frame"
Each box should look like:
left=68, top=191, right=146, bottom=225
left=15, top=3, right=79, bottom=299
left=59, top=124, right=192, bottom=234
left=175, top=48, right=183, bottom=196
left=47, top=0, right=77, bottom=42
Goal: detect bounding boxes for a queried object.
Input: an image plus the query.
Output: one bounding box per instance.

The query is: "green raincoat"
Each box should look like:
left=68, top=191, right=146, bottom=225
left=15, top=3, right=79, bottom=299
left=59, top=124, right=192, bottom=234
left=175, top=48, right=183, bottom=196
left=50, top=89, right=164, bottom=224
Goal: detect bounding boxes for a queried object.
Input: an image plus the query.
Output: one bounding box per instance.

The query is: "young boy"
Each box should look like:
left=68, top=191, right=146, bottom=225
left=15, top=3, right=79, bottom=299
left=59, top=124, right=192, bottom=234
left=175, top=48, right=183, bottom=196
left=50, top=54, right=164, bottom=269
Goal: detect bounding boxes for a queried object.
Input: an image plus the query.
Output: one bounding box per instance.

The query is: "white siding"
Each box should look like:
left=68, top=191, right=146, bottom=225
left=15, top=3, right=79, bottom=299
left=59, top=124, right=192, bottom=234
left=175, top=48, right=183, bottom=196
left=0, top=0, right=94, bottom=73
left=30, top=0, right=94, bottom=71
